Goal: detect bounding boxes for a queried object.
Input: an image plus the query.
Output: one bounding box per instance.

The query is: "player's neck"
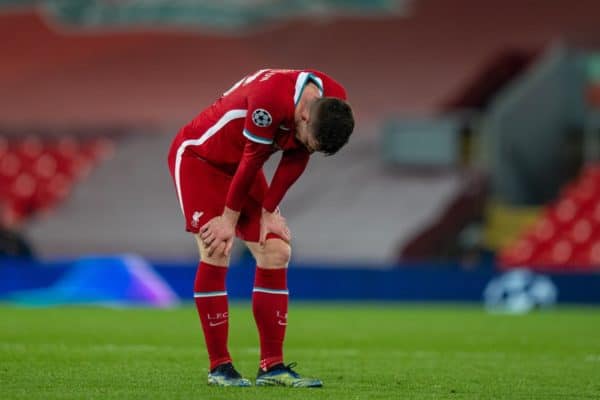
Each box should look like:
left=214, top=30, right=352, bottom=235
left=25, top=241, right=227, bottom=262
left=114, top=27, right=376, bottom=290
left=294, top=83, right=320, bottom=123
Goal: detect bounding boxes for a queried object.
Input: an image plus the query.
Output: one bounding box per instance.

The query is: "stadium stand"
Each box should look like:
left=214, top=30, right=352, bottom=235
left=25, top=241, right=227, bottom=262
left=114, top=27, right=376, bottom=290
left=2, top=2, right=600, bottom=127
left=23, top=133, right=461, bottom=262
left=3, top=1, right=600, bottom=265
left=499, top=164, right=600, bottom=270
left=399, top=171, right=489, bottom=264
left=440, top=48, right=538, bottom=112
left=0, top=134, right=114, bottom=227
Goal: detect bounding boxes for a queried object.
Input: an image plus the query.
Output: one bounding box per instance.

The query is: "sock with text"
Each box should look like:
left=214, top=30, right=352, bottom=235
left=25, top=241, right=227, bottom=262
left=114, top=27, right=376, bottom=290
left=194, top=261, right=231, bottom=370
left=252, top=267, right=289, bottom=371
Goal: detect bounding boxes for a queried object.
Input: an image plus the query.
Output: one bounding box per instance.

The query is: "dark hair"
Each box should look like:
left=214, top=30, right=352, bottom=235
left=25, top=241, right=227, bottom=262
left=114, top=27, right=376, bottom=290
left=311, top=97, right=354, bottom=155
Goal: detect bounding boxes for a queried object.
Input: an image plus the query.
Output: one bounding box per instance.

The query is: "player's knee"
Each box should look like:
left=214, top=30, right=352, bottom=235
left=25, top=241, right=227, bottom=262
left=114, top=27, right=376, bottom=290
left=256, top=239, right=291, bottom=269
left=195, top=235, right=230, bottom=267
left=200, top=252, right=229, bottom=267
left=199, top=249, right=230, bottom=267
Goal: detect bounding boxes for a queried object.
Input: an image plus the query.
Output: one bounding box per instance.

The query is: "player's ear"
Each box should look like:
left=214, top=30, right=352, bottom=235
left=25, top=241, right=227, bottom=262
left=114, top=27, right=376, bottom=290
left=301, top=106, right=311, bottom=123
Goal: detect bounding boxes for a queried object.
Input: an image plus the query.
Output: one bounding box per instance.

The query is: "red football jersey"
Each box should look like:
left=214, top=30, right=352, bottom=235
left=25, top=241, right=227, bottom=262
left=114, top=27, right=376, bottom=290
left=169, top=68, right=347, bottom=213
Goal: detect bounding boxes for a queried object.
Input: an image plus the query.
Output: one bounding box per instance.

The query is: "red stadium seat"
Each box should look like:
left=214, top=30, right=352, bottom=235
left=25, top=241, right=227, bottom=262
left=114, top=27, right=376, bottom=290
left=31, top=152, right=58, bottom=180
left=588, top=241, right=600, bottom=266
left=553, top=198, right=579, bottom=226
left=82, top=137, right=115, bottom=162
left=528, top=217, right=557, bottom=244
left=549, top=239, right=573, bottom=266
left=7, top=172, right=37, bottom=219
left=590, top=202, right=600, bottom=224
left=568, top=218, right=593, bottom=245
left=0, top=153, right=22, bottom=183
left=15, top=136, right=44, bottom=165
left=498, top=237, right=536, bottom=266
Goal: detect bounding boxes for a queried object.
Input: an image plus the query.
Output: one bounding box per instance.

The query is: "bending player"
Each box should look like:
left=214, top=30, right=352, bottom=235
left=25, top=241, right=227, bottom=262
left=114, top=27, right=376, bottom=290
left=167, top=68, right=354, bottom=387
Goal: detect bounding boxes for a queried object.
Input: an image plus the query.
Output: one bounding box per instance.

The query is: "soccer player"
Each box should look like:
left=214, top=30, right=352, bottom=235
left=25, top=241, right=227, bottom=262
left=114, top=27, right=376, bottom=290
left=167, top=68, right=354, bottom=387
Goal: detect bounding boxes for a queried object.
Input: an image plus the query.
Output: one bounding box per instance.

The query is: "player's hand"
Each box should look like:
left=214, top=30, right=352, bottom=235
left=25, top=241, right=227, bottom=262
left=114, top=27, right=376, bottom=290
left=200, top=215, right=236, bottom=257
left=259, top=208, right=291, bottom=246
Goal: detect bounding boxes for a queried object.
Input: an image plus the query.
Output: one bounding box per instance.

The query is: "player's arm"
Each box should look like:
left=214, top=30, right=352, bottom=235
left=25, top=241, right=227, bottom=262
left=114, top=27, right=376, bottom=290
left=201, top=92, right=283, bottom=256
left=200, top=144, right=274, bottom=257
left=225, top=141, right=273, bottom=213
left=263, top=148, right=310, bottom=213
left=256, top=148, right=309, bottom=245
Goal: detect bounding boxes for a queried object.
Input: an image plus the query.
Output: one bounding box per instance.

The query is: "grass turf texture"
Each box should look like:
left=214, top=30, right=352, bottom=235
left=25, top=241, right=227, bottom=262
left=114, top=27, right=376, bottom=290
left=1, top=304, right=599, bottom=399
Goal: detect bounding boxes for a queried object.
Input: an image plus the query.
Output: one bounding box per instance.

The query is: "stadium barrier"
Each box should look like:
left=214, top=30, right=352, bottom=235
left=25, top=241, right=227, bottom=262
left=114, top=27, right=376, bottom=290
left=1, top=256, right=600, bottom=304
left=3, top=255, right=178, bottom=307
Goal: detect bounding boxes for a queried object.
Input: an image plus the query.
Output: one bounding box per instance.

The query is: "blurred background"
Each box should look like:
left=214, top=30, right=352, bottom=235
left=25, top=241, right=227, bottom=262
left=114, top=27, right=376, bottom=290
left=2, top=0, right=600, bottom=308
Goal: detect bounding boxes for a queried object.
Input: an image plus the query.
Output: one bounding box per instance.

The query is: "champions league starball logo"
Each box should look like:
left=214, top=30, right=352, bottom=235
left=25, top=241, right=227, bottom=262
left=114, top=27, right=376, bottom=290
left=252, top=108, right=272, bottom=127
left=483, top=269, right=558, bottom=314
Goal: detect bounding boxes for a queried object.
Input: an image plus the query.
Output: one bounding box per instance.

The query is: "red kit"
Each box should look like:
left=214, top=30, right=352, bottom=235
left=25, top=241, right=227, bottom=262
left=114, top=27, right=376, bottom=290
left=168, top=69, right=347, bottom=242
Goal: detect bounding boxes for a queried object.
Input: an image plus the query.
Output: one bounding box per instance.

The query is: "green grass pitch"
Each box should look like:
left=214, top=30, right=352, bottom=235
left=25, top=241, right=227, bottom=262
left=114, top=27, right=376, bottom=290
left=1, top=303, right=599, bottom=399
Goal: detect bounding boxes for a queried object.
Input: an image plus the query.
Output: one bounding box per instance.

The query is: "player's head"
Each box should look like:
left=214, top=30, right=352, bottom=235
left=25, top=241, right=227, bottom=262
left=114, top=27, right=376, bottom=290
left=298, top=97, right=355, bottom=155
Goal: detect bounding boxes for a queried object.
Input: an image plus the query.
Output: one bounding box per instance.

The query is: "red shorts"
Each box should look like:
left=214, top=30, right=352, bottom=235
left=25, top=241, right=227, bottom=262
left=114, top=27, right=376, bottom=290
left=168, top=151, right=268, bottom=243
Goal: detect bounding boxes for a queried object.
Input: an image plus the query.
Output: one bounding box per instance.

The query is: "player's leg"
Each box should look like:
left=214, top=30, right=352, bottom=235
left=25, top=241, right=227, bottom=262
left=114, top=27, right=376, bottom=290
left=245, top=238, right=291, bottom=370
left=237, top=194, right=322, bottom=387
left=244, top=239, right=322, bottom=388
left=234, top=172, right=290, bottom=373
left=193, top=237, right=250, bottom=386
left=169, top=153, right=249, bottom=386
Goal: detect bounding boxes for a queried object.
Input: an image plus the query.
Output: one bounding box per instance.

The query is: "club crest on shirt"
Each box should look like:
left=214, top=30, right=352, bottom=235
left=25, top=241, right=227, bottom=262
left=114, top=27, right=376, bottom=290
left=252, top=108, right=272, bottom=128
left=191, top=211, right=203, bottom=228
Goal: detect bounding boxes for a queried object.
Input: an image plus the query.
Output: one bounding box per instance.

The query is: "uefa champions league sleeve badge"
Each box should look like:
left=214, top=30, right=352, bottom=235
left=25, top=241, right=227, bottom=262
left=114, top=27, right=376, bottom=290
left=252, top=109, right=272, bottom=128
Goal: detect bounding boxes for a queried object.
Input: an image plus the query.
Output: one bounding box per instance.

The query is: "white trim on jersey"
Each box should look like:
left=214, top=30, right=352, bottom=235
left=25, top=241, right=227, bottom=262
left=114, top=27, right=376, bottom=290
left=174, top=109, right=247, bottom=215
left=243, top=128, right=273, bottom=145
left=294, top=72, right=324, bottom=105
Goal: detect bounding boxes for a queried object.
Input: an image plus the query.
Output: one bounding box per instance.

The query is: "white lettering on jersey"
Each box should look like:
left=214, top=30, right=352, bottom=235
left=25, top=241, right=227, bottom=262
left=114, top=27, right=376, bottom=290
left=222, top=69, right=269, bottom=97
left=259, top=68, right=294, bottom=82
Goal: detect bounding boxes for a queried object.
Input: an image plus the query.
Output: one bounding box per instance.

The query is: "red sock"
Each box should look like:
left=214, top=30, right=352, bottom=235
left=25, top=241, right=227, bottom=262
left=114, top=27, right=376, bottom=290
left=193, top=261, right=231, bottom=370
left=252, top=267, right=288, bottom=371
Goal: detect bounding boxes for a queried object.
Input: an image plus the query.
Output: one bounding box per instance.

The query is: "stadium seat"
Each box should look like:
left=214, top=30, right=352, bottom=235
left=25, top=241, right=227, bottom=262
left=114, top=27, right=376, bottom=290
left=568, top=218, right=593, bottom=245
left=31, top=152, right=58, bottom=180
left=14, top=136, right=44, bottom=164
left=498, top=237, right=536, bottom=266
left=0, top=153, right=21, bottom=184
left=588, top=240, right=600, bottom=265
left=529, top=217, right=557, bottom=244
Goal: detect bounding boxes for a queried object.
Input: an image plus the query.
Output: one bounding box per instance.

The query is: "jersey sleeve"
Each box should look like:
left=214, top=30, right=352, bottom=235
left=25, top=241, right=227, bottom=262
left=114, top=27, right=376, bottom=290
left=262, top=148, right=310, bottom=213
left=242, top=81, right=288, bottom=145
left=225, top=76, right=290, bottom=211
left=225, top=141, right=273, bottom=212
